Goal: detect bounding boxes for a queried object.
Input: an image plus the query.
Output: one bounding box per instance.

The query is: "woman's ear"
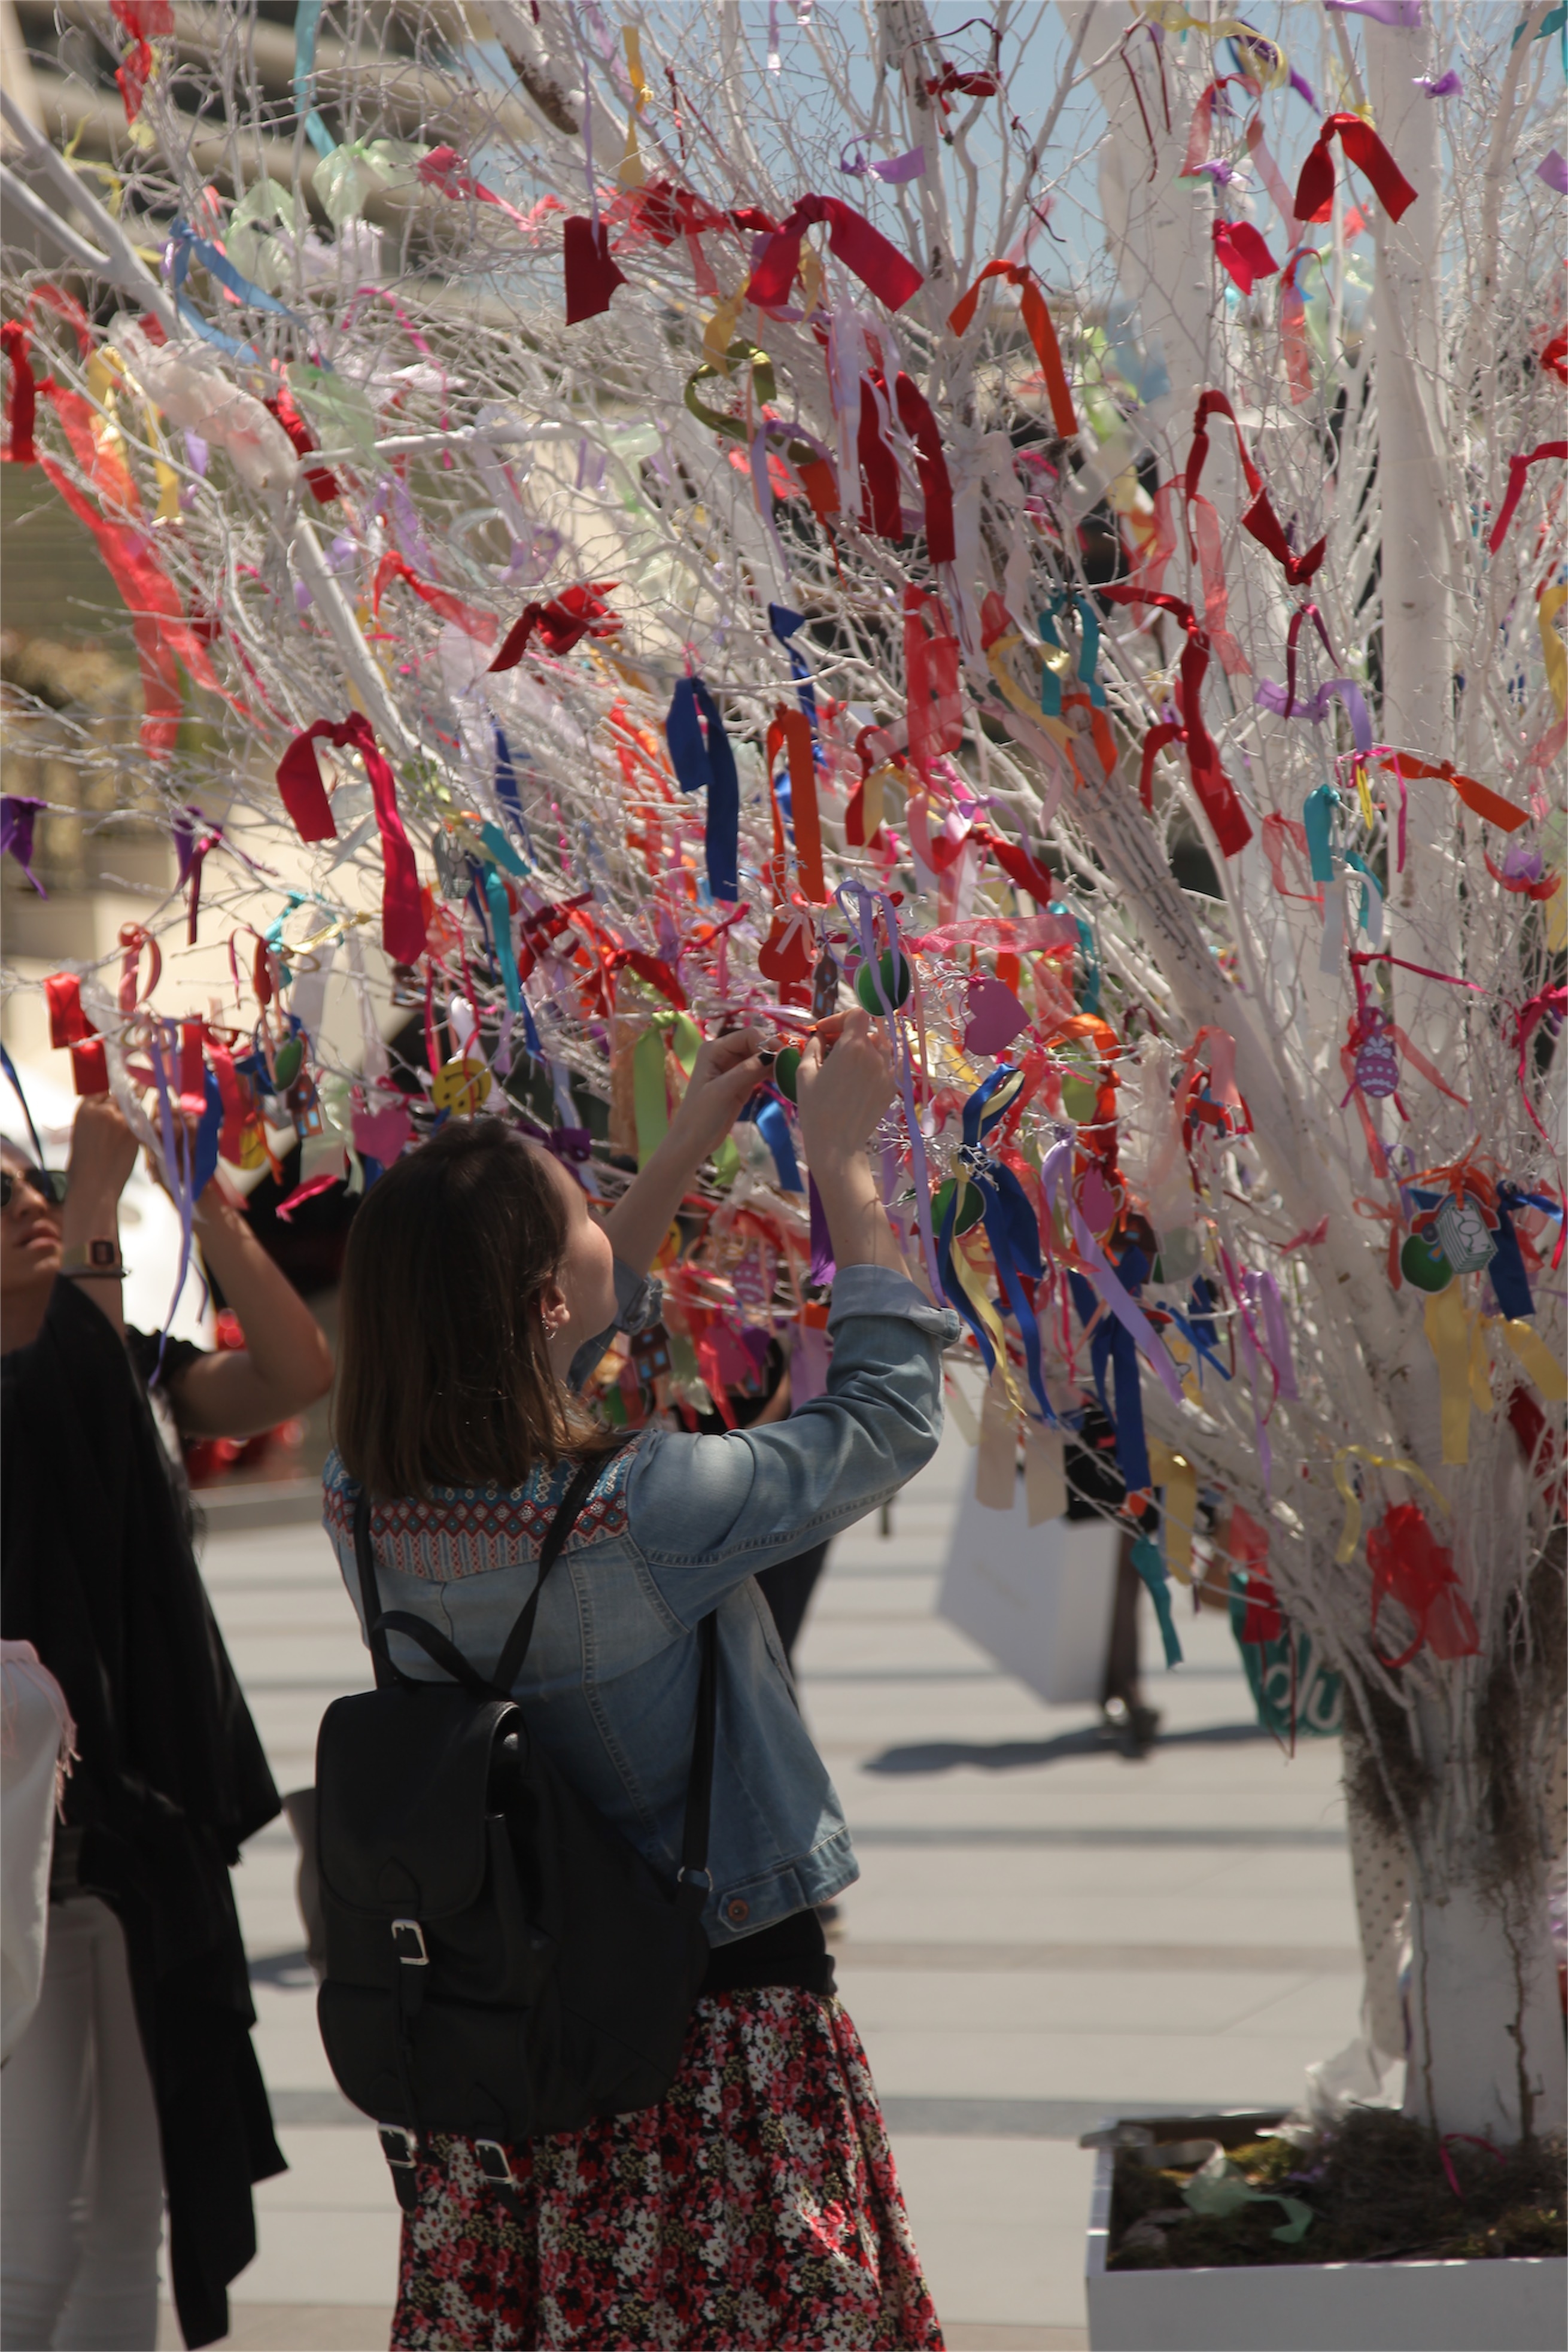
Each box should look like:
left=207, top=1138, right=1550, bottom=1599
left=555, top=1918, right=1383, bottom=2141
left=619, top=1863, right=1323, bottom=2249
left=536, top=1275, right=570, bottom=1340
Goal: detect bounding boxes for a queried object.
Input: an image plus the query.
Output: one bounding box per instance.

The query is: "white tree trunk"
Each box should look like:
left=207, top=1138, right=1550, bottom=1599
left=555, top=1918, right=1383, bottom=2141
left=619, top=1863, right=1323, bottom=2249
left=1406, top=1859, right=1566, bottom=2141
left=1363, top=16, right=1452, bottom=765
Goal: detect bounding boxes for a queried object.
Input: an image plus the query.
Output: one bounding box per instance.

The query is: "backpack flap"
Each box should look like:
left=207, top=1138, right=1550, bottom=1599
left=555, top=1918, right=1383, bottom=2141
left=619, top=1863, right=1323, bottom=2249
left=315, top=1684, right=517, bottom=1919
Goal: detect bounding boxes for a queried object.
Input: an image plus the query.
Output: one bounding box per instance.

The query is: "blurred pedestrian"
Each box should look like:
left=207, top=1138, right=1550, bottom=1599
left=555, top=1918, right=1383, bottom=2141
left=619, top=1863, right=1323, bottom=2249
left=1, top=1095, right=333, bottom=2350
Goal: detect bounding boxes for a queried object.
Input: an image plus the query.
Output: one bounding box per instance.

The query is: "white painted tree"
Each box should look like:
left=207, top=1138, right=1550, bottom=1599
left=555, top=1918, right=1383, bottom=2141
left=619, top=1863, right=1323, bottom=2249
left=1, top=0, right=1562, bottom=2144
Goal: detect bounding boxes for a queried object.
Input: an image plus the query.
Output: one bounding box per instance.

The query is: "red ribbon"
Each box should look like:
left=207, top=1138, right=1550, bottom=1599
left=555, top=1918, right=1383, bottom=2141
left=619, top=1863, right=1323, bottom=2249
left=45, top=973, right=93, bottom=1049
left=1372, top=749, right=1530, bottom=832
left=1512, top=984, right=1566, bottom=1146
left=1487, top=440, right=1567, bottom=554
left=373, top=551, right=497, bottom=643
left=418, top=145, right=534, bottom=231
left=1, top=322, right=37, bottom=464
left=894, top=373, right=956, bottom=564
left=1367, top=1502, right=1478, bottom=1670
left=35, top=378, right=245, bottom=756
left=71, top=1040, right=108, bottom=1096
left=276, top=715, right=424, bottom=964
left=1212, top=219, right=1279, bottom=294
left=766, top=706, right=828, bottom=903
left=1102, top=587, right=1253, bottom=855
left=1186, top=391, right=1325, bottom=589
left=262, top=385, right=339, bottom=503
left=949, top=263, right=1077, bottom=440
left=976, top=825, right=1056, bottom=901
left=745, top=195, right=923, bottom=314
left=489, top=584, right=621, bottom=670
left=857, top=375, right=903, bottom=539
left=904, top=589, right=965, bottom=782
left=562, top=217, right=628, bottom=324
left=1294, top=113, right=1418, bottom=227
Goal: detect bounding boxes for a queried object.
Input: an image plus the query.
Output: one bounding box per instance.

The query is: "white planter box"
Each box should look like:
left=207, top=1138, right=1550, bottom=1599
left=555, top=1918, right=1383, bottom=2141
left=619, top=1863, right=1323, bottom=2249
left=1084, top=2119, right=1567, bottom=2351
left=937, top=1479, right=1118, bottom=1706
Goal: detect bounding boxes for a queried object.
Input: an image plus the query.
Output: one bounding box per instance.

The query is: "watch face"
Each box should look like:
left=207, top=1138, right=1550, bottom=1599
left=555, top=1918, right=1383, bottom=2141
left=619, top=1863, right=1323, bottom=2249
left=89, top=1238, right=117, bottom=1268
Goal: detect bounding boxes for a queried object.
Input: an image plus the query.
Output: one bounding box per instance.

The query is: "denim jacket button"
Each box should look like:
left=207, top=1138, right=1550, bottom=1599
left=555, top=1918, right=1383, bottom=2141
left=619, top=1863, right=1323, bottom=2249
left=724, top=1897, right=750, bottom=1925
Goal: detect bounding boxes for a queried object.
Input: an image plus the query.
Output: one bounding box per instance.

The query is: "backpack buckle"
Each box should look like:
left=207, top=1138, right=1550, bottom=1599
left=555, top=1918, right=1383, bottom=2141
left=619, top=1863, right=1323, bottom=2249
left=378, top=2123, right=419, bottom=2170
left=475, top=2139, right=517, bottom=2190
left=676, top=1866, right=712, bottom=1890
left=391, top=1918, right=429, bottom=1965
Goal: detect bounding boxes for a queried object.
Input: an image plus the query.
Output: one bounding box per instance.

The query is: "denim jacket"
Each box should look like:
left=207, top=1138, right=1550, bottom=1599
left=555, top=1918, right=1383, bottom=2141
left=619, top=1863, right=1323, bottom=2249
left=322, top=1265, right=959, bottom=1942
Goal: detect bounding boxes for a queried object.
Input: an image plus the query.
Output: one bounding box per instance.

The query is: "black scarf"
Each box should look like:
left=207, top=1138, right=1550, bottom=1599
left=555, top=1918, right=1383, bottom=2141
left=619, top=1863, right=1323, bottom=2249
left=2, top=1278, right=285, bottom=2349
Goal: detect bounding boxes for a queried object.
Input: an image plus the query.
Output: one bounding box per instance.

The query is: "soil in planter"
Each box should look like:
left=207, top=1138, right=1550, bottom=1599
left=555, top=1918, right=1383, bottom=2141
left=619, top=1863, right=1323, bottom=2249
left=1109, top=2109, right=1567, bottom=2271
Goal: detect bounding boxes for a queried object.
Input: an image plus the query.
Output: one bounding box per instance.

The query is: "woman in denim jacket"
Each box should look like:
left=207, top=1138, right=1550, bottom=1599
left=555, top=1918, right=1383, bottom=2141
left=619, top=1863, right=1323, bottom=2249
left=324, top=1011, right=957, bottom=2351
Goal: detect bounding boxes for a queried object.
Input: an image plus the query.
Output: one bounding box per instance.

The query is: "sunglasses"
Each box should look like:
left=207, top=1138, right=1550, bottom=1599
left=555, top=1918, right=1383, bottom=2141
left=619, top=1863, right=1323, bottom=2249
left=1, top=1165, right=69, bottom=1210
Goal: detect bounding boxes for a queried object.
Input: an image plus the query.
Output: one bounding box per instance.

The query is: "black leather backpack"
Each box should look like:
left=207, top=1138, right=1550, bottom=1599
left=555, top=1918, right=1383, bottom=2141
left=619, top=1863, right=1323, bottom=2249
left=314, top=1445, right=715, bottom=2216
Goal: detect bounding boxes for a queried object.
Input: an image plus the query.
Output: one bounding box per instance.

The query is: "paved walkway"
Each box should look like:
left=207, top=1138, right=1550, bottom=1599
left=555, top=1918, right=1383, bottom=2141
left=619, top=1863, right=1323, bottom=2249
left=160, top=1421, right=1362, bottom=2349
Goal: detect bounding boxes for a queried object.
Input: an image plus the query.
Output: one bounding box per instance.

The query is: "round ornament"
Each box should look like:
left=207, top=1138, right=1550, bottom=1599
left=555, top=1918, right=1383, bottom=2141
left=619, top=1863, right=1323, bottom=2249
left=431, top=1055, right=491, bottom=1115
left=1353, top=1015, right=1400, bottom=1100
left=1059, top=1058, right=1100, bottom=1123
left=773, top=1045, right=801, bottom=1102
left=1400, top=1226, right=1454, bottom=1293
left=854, top=950, right=913, bottom=1014
left=934, top=1175, right=985, bottom=1236
left=272, top=1035, right=303, bottom=1089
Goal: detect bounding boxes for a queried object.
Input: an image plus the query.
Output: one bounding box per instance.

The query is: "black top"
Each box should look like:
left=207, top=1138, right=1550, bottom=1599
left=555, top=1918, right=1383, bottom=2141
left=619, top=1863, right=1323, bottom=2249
left=1, top=1281, right=283, bottom=2350
left=700, top=1905, right=835, bottom=1998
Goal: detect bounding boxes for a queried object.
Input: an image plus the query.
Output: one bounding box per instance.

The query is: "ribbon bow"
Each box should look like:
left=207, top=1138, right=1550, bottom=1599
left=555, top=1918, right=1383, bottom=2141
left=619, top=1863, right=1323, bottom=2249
left=275, top=715, right=423, bottom=965
left=1367, top=1502, right=1479, bottom=1669
left=745, top=194, right=923, bottom=314
left=1294, top=113, right=1418, bottom=226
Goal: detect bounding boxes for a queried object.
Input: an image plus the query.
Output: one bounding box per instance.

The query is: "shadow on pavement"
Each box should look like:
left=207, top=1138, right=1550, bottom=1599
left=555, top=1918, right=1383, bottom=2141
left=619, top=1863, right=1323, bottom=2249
left=864, top=1722, right=1273, bottom=1774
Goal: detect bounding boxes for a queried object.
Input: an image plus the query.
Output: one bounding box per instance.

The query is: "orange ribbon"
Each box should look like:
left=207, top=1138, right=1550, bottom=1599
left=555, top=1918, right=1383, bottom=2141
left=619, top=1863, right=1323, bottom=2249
left=949, top=263, right=1077, bottom=440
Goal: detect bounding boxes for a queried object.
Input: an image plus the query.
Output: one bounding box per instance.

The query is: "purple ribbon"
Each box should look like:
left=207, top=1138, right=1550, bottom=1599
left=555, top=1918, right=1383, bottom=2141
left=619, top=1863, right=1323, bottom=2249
left=1324, top=1, right=1422, bottom=24
left=1, top=797, right=46, bottom=895
left=1041, top=1138, right=1184, bottom=1404
left=1537, top=148, right=1568, bottom=195
left=837, top=879, right=942, bottom=1296
left=1256, top=674, right=1372, bottom=755
left=840, top=142, right=925, bottom=183
left=1416, top=70, right=1462, bottom=96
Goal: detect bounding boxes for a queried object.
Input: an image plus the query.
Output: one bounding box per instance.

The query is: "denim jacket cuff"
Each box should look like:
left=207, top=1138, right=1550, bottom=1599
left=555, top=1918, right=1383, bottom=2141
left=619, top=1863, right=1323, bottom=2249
left=825, top=1262, right=961, bottom=1344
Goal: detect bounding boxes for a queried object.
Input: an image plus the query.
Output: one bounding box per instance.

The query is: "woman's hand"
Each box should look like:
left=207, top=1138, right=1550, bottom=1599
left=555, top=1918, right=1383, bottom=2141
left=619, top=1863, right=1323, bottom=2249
left=795, top=1011, right=895, bottom=1169
left=666, top=1026, right=766, bottom=1164
left=64, top=1095, right=139, bottom=1217
left=795, top=1013, right=904, bottom=1275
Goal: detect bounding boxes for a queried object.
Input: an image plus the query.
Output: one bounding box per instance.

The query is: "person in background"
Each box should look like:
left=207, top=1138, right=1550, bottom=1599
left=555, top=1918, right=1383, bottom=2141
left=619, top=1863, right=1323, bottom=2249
left=326, top=1012, right=955, bottom=2350
left=1065, top=1404, right=1161, bottom=1757
left=1, top=1095, right=334, bottom=2352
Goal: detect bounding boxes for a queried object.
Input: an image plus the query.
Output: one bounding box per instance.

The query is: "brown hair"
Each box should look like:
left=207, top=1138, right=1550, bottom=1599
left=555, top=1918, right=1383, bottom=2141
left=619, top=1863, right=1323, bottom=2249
left=335, top=1117, right=604, bottom=1499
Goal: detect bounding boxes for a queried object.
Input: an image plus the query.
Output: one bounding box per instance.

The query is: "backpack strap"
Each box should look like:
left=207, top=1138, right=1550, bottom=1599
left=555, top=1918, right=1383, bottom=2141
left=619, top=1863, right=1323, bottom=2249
left=490, top=1437, right=636, bottom=1693
left=350, top=1437, right=636, bottom=1700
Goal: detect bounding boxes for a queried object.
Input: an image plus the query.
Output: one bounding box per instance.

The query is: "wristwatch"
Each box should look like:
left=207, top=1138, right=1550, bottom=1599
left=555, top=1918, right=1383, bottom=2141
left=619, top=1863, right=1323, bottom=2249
left=61, top=1238, right=126, bottom=1280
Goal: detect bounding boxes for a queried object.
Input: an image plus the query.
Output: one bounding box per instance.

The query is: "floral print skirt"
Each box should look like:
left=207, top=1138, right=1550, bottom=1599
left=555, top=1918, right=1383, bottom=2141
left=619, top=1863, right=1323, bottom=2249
left=390, top=1989, right=944, bottom=2351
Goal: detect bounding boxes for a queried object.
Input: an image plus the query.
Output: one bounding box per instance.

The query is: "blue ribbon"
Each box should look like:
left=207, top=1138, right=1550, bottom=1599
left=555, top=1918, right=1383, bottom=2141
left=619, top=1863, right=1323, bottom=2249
left=1049, top=899, right=1101, bottom=1015
left=665, top=675, right=740, bottom=901
left=768, top=604, right=823, bottom=753
left=483, top=868, right=523, bottom=1016
left=1490, top=1187, right=1536, bottom=1319
left=293, top=0, right=338, bottom=159
left=170, top=221, right=303, bottom=323
left=1302, top=782, right=1339, bottom=882
left=937, top=1067, right=1056, bottom=1426
left=1131, top=1529, right=1184, bottom=1666
left=746, top=1092, right=800, bottom=1192
left=493, top=723, right=534, bottom=853
left=1068, top=1260, right=1151, bottom=1493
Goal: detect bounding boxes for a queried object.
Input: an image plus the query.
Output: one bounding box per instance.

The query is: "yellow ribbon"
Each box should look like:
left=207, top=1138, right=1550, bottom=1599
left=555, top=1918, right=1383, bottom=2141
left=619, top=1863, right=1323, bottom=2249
left=631, top=1010, right=700, bottom=1167
left=1134, top=2, right=1290, bottom=84
left=1424, top=1284, right=1473, bottom=1465
left=1332, top=1445, right=1445, bottom=1563
left=985, top=634, right=1077, bottom=752
left=1488, top=1316, right=1568, bottom=1404
left=953, top=1230, right=1021, bottom=1413
left=1539, top=585, right=1567, bottom=721
left=1148, top=1441, right=1197, bottom=1581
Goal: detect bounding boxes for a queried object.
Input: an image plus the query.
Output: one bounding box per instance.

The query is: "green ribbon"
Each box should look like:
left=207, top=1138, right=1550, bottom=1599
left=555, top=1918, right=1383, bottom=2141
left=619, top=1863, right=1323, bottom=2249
left=632, top=1008, right=700, bottom=1168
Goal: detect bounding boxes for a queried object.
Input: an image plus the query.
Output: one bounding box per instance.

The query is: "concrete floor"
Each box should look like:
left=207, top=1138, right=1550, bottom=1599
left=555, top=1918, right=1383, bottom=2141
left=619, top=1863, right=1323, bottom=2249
left=157, top=1417, right=1362, bottom=2350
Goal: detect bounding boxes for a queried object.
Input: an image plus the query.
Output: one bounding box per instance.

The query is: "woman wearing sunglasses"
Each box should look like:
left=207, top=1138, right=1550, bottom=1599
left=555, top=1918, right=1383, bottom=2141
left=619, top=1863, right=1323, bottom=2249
left=1, top=1093, right=333, bottom=2351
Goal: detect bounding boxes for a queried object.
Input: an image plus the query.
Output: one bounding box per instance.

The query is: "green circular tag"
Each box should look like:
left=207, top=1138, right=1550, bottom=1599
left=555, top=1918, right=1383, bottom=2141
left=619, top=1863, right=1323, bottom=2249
left=1400, top=1229, right=1454, bottom=1293
left=855, top=950, right=913, bottom=1013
